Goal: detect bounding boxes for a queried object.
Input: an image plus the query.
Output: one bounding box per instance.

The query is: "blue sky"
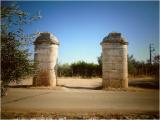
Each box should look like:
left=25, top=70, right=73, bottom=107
left=2, top=1, right=159, bottom=64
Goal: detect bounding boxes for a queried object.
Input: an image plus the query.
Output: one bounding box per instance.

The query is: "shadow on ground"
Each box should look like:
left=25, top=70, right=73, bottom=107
left=129, top=79, right=159, bottom=89
left=57, top=85, right=103, bottom=90
left=8, top=85, right=33, bottom=88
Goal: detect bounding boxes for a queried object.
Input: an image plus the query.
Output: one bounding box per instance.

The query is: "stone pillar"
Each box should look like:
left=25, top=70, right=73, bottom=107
left=101, top=32, right=128, bottom=88
left=33, top=32, right=59, bottom=87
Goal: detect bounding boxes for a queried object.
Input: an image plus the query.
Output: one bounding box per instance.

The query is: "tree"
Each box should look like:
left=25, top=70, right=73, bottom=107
left=1, top=2, right=41, bottom=43
left=1, top=32, right=33, bottom=83
left=153, top=55, right=160, bottom=64
left=97, top=55, right=102, bottom=77
left=70, top=61, right=101, bottom=78
left=128, top=55, right=137, bottom=77
left=57, top=64, right=72, bottom=77
left=152, top=55, right=159, bottom=81
left=57, top=61, right=101, bottom=78
left=1, top=2, right=41, bottom=96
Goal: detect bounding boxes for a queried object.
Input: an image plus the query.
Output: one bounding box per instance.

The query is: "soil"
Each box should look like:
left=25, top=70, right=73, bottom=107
left=2, top=77, right=159, bottom=119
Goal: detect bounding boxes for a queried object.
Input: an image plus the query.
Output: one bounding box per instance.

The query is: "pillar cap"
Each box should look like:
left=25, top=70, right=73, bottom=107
left=101, top=32, right=128, bottom=45
left=34, top=32, right=59, bottom=45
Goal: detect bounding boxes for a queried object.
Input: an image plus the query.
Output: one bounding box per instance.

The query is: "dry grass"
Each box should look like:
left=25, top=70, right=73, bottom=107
left=2, top=111, right=159, bottom=119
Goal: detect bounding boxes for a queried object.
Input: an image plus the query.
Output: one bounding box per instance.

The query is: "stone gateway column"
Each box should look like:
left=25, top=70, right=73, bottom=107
left=101, top=32, right=128, bottom=88
left=33, top=32, right=59, bottom=87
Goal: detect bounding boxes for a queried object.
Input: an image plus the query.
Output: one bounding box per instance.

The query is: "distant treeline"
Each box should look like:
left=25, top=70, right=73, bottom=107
left=128, top=55, right=159, bottom=80
left=57, top=60, right=102, bottom=78
left=57, top=55, right=159, bottom=80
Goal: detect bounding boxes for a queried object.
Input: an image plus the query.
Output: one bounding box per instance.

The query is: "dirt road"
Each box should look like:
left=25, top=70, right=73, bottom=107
left=2, top=77, right=159, bottom=118
left=2, top=88, right=158, bottom=113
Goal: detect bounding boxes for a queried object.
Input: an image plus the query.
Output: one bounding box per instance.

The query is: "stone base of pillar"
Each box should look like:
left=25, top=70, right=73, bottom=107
left=33, top=70, right=57, bottom=87
left=103, top=79, right=128, bottom=88
left=122, top=79, right=128, bottom=88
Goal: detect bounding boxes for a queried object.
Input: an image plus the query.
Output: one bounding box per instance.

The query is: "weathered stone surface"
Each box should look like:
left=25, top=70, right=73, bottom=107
left=101, top=32, right=128, bottom=88
left=101, top=32, right=128, bottom=45
left=33, top=32, right=59, bottom=87
left=103, top=79, right=123, bottom=88
left=34, top=32, right=59, bottom=45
